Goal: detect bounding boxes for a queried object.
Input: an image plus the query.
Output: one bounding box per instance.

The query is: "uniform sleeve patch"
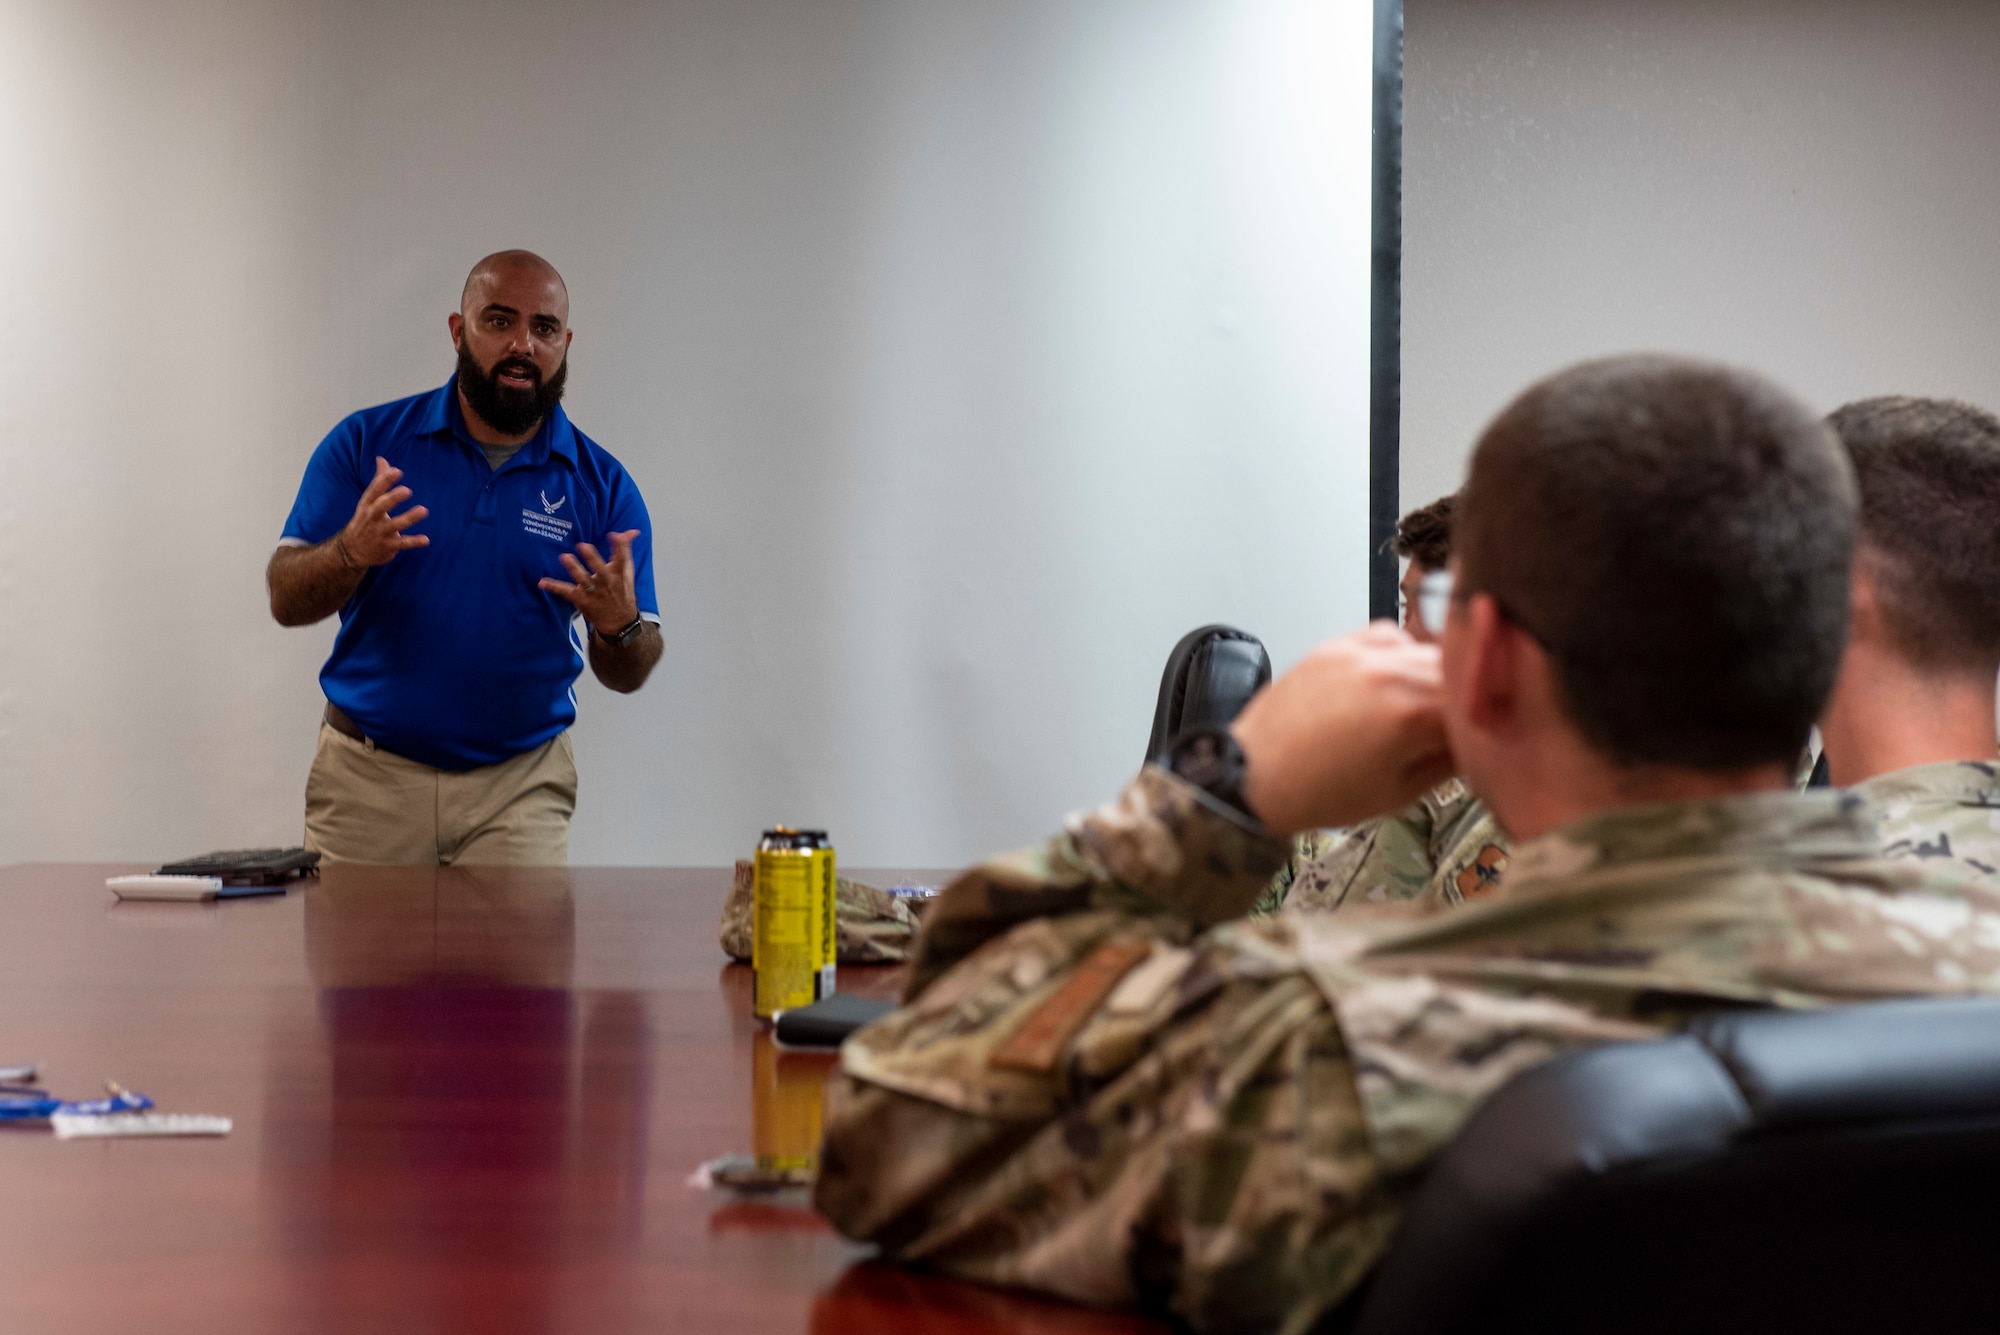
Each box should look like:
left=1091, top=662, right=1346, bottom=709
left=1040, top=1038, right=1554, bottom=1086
left=990, top=939, right=1155, bottom=1073
left=1454, top=844, right=1510, bottom=901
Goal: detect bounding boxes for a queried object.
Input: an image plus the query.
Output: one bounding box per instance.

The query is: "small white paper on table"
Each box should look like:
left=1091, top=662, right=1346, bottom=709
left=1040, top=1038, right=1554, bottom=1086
left=52, top=1113, right=232, bottom=1139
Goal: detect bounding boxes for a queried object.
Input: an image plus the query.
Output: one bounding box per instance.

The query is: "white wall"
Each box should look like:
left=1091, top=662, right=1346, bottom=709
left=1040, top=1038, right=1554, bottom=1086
left=1403, top=0, right=2000, bottom=508
left=0, top=0, right=1374, bottom=866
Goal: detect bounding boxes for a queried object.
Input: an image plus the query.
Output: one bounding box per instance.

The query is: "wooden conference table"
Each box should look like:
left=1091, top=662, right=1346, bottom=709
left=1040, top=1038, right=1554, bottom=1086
left=0, top=863, right=1165, bottom=1335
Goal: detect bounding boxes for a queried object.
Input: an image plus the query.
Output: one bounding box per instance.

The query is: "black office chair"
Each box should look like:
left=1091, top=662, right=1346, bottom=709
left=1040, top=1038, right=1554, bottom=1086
left=1343, top=995, right=2000, bottom=1334
left=1145, top=624, right=1271, bottom=765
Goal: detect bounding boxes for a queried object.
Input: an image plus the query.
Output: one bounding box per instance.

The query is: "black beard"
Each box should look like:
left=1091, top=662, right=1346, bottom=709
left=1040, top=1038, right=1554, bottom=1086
left=455, top=337, right=567, bottom=437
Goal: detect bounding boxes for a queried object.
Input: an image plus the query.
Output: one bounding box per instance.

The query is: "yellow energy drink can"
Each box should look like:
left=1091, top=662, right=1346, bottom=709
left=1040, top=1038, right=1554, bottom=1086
left=752, top=827, right=837, bottom=1020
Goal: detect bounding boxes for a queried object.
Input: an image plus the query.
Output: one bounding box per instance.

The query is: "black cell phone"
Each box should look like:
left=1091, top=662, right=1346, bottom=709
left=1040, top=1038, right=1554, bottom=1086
left=771, top=994, right=895, bottom=1048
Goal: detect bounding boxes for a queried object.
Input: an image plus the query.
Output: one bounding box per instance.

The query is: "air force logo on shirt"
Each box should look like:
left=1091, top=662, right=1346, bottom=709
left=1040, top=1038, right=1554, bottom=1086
left=523, top=490, right=574, bottom=543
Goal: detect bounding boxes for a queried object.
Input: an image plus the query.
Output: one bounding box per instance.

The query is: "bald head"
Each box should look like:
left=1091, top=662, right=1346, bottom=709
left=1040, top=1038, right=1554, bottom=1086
left=461, top=249, right=568, bottom=313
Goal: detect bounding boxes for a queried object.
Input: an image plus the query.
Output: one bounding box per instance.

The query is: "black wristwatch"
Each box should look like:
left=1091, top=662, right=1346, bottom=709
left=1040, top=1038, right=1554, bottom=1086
left=1168, top=728, right=1257, bottom=821
left=596, top=615, right=648, bottom=648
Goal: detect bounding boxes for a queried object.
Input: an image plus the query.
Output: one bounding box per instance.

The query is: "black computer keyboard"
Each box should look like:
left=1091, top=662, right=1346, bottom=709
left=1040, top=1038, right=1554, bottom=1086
left=157, top=847, right=321, bottom=885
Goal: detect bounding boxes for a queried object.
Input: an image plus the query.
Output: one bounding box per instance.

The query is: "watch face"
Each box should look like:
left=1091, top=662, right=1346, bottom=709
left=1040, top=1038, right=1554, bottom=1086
left=1172, top=732, right=1230, bottom=786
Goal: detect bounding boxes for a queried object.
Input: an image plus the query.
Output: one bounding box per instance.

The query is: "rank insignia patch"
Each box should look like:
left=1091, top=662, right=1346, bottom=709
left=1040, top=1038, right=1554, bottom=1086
left=1455, top=843, right=1510, bottom=901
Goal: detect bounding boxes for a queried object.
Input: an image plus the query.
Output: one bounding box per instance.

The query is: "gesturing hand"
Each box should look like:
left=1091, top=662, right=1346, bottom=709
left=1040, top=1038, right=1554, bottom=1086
left=339, top=456, right=430, bottom=566
left=1229, top=621, right=1456, bottom=837
left=540, top=529, right=642, bottom=635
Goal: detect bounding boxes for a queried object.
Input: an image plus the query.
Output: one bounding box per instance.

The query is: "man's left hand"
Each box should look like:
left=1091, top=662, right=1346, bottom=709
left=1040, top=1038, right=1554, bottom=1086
left=540, top=529, right=643, bottom=638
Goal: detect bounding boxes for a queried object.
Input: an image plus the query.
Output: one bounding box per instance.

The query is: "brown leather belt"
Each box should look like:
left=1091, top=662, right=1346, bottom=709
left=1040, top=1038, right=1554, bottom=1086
left=322, top=703, right=426, bottom=766
left=323, top=701, right=372, bottom=745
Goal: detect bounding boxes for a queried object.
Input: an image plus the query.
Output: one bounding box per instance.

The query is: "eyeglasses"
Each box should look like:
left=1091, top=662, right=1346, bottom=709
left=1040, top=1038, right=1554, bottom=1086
left=1411, top=568, right=1551, bottom=647
left=1415, top=568, right=1454, bottom=638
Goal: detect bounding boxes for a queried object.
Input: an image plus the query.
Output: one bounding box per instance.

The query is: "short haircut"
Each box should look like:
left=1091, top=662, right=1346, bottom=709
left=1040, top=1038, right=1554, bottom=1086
left=1389, top=494, right=1455, bottom=571
left=1457, top=355, right=1856, bottom=772
left=1827, top=396, right=2000, bottom=674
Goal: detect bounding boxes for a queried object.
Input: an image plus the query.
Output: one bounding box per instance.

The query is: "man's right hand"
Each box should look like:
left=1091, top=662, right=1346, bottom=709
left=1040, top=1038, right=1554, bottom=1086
left=1230, top=621, right=1455, bottom=837
left=340, top=456, right=430, bottom=566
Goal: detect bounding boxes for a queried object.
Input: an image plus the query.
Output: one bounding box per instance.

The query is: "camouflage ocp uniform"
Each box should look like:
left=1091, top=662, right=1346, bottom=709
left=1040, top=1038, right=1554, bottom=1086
left=1254, top=777, right=1509, bottom=916
left=1257, top=745, right=1832, bottom=921
left=1861, top=759, right=2000, bottom=879
left=719, top=860, right=919, bottom=964
left=814, top=767, right=2000, bottom=1334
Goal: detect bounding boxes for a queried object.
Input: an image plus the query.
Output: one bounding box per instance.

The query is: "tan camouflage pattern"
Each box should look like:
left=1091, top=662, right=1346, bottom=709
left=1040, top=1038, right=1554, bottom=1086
left=719, top=859, right=920, bottom=965
left=1860, top=759, right=2000, bottom=879
left=1254, top=778, right=1509, bottom=916
left=1255, top=742, right=1830, bottom=922
left=897, top=765, right=1290, bottom=998
left=1252, top=827, right=1343, bottom=915
left=815, top=768, right=2000, bottom=1334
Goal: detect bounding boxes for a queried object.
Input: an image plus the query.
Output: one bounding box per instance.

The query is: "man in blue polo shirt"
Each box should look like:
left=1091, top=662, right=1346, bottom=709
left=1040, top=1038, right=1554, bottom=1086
left=268, top=250, right=662, bottom=865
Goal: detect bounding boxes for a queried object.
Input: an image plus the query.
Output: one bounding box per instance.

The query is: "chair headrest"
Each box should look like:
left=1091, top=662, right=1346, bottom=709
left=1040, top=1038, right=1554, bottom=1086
left=1144, top=624, right=1272, bottom=765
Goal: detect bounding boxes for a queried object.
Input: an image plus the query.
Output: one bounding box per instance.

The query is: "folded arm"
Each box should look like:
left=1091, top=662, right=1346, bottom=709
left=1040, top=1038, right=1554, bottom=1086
left=814, top=768, right=1387, bottom=1330
left=816, top=624, right=1462, bottom=1327
left=901, top=765, right=1288, bottom=998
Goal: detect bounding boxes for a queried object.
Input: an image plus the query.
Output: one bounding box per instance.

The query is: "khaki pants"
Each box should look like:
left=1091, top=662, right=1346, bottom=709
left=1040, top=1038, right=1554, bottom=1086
left=303, top=725, right=577, bottom=866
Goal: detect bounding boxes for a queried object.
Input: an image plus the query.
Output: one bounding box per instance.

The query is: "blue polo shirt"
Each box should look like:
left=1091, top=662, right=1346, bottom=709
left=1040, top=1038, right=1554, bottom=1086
left=280, top=379, right=658, bottom=771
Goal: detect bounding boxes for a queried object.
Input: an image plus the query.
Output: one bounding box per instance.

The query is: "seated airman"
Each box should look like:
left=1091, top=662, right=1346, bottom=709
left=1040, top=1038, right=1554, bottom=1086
left=1819, top=396, right=2000, bottom=876
left=812, top=357, right=2000, bottom=1333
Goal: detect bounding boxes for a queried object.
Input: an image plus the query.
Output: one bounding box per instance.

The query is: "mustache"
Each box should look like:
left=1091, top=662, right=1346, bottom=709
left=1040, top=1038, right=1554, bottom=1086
left=492, top=356, right=541, bottom=385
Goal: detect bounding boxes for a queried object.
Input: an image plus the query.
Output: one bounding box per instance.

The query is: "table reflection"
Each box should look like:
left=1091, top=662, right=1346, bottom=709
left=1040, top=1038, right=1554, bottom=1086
left=754, top=1028, right=827, bottom=1175
left=811, top=1262, right=1166, bottom=1334
left=305, top=864, right=576, bottom=989
left=265, top=866, right=654, bottom=1330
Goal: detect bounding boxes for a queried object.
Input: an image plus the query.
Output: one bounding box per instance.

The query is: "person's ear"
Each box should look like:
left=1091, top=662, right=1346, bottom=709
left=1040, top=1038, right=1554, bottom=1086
left=448, top=311, right=465, bottom=346
left=1461, top=593, right=1519, bottom=733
